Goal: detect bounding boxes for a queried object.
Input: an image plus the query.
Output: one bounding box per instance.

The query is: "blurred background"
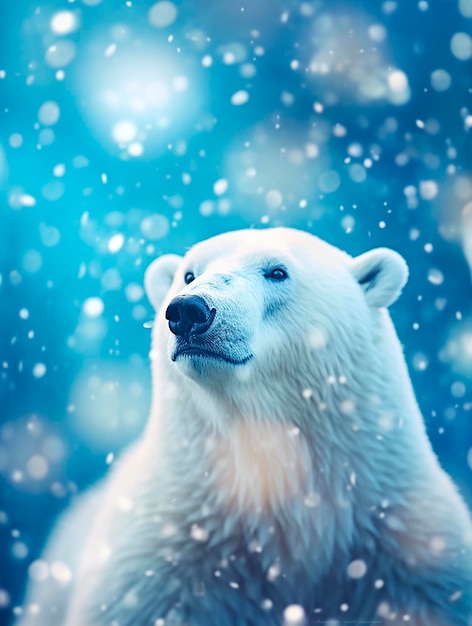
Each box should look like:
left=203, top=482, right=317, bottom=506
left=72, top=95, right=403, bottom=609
left=1, top=0, right=472, bottom=621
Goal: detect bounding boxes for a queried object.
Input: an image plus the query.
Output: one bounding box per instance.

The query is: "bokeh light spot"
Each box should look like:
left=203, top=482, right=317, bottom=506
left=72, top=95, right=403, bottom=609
left=45, top=41, right=76, bottom=68
left=148, top=1, right=178, bottom=28
left=50, top=11, right=78, bottom=35
left=111, top=121, right=138, bottom=144
left=38, top=101, right=60, bottom=126
left=82, top=297, right=104, bottom=318
left=27, top=455, right=49, bottom=480
left=283, top=604, right=305, bottom=625
left=231, top=90, right=250, bottom=106
left=451, top=32, right=472, bottom=60
left=140, top=214, right=170, bottom=240
left=430, top=69, right=451, bottom=91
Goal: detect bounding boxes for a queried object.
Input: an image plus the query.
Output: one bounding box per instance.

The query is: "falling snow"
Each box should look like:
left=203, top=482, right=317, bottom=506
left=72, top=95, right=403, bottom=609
left=1, top=0, right=472, bottom=622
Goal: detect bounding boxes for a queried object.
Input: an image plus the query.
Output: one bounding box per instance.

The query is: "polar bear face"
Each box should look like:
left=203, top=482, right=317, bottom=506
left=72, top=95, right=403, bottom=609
left=145, top=228, right=408, bottom=403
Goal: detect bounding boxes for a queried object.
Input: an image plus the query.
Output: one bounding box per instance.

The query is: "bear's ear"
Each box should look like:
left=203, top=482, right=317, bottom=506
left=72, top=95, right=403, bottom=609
left=350, top=248, right=408, bottom=308
left=144, top=254, right=182, bottom=311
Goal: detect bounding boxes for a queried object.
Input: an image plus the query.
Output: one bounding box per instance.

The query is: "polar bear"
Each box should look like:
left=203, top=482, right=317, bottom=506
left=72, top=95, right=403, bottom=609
left=16, top=228, right=472, bottom=626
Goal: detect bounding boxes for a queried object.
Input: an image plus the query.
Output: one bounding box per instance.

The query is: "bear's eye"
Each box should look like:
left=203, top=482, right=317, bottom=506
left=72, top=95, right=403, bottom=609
left=264, top=267, right=288, bottom=281
left=184, top=271, right=195, bottom=284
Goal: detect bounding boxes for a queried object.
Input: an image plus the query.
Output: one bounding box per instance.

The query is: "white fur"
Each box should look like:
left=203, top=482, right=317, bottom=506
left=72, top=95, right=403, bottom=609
left=16, top=228, right=472, bottom=626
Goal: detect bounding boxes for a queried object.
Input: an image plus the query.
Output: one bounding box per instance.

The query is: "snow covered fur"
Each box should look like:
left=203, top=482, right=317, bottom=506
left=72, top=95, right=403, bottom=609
left=17, top=228, right=472, bottom=626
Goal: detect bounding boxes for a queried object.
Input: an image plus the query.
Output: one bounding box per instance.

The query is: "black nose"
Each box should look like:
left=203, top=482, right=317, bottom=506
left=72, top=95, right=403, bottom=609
left=165, top=295, right=216, bottom=336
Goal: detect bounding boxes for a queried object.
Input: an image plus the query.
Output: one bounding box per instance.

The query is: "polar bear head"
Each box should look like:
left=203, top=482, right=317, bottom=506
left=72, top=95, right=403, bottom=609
left=144, top=228, right=408, bottom=418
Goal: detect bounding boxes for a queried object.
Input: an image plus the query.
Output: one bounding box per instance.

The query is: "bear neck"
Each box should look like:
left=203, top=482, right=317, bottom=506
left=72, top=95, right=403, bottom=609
left=150, top=310, right=431, bottom=510
left=145, top=311, right=432, bottom=541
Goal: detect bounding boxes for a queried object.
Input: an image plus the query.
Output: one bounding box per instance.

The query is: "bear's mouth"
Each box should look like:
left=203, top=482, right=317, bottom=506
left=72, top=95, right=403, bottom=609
left=172, top=347, right=252, bottom=366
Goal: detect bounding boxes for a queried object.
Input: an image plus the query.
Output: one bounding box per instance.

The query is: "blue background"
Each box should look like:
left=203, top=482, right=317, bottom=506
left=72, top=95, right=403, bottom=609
left=1, top=0, right=472, bottom=622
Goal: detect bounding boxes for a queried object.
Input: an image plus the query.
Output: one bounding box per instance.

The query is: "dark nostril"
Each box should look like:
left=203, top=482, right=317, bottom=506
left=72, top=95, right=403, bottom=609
left=165, top=302, right=181, bottom=324
left=165, top=295, right=216, bottom=336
